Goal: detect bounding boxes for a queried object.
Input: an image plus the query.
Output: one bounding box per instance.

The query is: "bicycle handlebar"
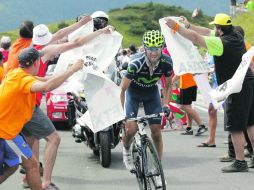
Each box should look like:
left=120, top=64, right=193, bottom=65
left=127, top=113, right=164, bottom=122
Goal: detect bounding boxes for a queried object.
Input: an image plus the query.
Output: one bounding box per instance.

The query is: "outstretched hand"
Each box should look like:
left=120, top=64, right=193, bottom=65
left=79, top=15, right=92, bottom=25
left=179, top=16, right=190, bottom=28
left=101, top=25, right=115, bottom=34
left=164, top=17, right=177, bottom=29
left=69, top=59, right=84, bottom=73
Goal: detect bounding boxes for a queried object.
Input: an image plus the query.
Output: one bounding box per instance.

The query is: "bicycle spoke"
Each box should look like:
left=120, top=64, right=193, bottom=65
left=143, top=138, right=166, bottom=190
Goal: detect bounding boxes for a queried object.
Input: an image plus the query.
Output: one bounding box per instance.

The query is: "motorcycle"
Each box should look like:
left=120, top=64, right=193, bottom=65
left=67, top=91, right=122, bottom=168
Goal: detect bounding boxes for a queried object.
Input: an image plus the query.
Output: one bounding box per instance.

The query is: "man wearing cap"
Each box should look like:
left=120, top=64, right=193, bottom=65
left=165, top=13, right=254, bottom=172
left=20, top=18, right=114, bottom=189
left=0, top=47, right=84, bottom=189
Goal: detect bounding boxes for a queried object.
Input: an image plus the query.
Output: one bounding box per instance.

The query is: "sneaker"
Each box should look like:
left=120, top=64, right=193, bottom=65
left=43, top=183, right=60, bottom=190
left=181, top=128, right=193, bottom=135
left=248, top=154, right=254, bottom=168
left=154, top=176, right=167, bottom=188
left=219, top=154, right=235, bottom=162
left=221, top=160, right=249, bottom=173
left=154, top=176, right=162, bottom=188
left=195, top=125, right=208, bottom=136
left=123, top=146, right=134, bottom=171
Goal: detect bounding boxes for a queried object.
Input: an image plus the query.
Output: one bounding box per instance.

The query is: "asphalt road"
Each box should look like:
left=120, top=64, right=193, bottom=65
left=1, top=96, right=254, bottom=190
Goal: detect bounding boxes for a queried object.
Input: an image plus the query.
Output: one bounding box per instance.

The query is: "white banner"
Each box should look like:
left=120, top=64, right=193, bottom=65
left=209, top=47, right=254, bottom=109
left=80, top=68, right=125, bottom=133
left=159, top=17, right=210, bottom=75
left=53, top=22, right=124, bottom=132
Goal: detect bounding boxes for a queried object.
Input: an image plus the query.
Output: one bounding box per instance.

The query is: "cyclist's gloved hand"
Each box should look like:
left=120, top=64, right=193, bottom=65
left=162, top=106, right=171, bottom=117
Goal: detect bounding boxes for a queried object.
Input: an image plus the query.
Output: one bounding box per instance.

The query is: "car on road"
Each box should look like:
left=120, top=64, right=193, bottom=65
left=45, top=64, right=70, bottom=126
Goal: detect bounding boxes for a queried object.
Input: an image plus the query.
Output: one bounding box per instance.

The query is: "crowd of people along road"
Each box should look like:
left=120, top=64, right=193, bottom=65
left=1, top=8, right=254, bottom=190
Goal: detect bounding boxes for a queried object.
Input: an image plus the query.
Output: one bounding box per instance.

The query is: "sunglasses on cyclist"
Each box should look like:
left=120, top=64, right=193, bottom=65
left=144, top=47, right=162, bottom=52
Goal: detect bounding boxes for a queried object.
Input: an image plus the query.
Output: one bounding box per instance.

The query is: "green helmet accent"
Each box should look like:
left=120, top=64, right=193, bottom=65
left=143, top=30, right=164, bottom=48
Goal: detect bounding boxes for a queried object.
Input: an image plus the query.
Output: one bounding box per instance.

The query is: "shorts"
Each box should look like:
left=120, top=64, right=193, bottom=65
left=22, top=107, right=55, bottom=139
left=1, top=135, right=32, bottom=169
left=125, top=87, right=162, bottom=125
left=225, top=79, right=254, bottom=132
left=179, top=86, right=197, bottom=105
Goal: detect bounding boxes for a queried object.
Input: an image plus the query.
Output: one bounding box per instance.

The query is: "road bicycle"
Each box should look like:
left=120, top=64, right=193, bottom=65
left=128, top=113, right=166, bottom=190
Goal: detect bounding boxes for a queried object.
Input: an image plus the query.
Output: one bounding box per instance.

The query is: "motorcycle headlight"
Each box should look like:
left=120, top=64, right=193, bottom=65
left=51, top=94, right=68, bottom=103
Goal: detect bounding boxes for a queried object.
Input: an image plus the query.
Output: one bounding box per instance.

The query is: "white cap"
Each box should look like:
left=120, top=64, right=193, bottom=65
left=32, top=24, right=53, bottom=46
left=1, top=36, right=11, bottom=44
left=91, top=11, right=109, bottom=19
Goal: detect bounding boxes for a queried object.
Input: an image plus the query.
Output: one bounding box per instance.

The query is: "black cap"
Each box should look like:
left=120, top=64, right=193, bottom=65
left=18, top=47, right=42, bottom=68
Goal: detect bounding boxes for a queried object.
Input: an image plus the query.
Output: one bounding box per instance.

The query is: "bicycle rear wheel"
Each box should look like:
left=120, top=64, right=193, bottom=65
left=143, top=138, right=166, bottom=190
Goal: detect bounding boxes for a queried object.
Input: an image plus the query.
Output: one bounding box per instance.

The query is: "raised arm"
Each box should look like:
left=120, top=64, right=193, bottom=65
left=49, top=16, right=92, bottom=44
left=180, top=16, right=212, bottom=36
left=41, top=26, right=115, bottom=61
left=165, top=17, right=207, bottom=49
left=30, top=59, right=84, bottom=93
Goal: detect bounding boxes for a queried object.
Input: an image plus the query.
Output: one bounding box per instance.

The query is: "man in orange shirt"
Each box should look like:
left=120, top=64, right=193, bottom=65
left=0, top=47, right=84, bottom=189
left=173, top=73, right=207, bottom=136
left=3, top=20, right=34, bottom=75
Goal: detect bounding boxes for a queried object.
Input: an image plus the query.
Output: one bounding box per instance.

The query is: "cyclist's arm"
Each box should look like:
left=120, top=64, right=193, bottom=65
left=162, top=76, right=172, bottom=106
left=120, top=77, right=132, bottom=108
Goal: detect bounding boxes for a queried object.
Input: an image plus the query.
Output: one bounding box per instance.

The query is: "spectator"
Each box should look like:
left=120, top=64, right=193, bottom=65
left=165, top=13, right=254, bottom=172
left=4, top=20, right=34, bottom=75
left=230, top=0, right=237, bottom=16
left=0, top=47, right=83, bottom=189
left=129, top=44, right=138, bottom=57
left=0, top=36, right=11, bottom=64
left=245, top=0, right=254, bottom=12
left=0, top=52, right=3, bottom=83
left=172, top=74, right=207, bottom=136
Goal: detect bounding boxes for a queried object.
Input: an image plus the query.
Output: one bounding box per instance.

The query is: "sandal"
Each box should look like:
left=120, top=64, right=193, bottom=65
left=197, top=142, right=216, bottom=147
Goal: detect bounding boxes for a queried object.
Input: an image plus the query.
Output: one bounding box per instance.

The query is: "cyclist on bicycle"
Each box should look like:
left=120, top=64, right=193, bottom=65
left=120, top=30, right=173, bottom=171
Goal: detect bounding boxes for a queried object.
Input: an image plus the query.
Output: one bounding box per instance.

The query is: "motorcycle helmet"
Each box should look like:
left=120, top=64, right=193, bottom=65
left=91, top=11, right=109, bottom=30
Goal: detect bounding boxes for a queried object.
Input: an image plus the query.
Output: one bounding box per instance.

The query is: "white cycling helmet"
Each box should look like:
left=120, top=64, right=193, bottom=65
left=91, top=11, right=109, bottom=19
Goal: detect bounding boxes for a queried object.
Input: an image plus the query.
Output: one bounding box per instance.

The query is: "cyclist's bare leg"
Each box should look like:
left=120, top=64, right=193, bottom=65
left=123, top=121, right=138, bottom=149
left=186, top=112, right=192, bottom=128
left=21, top=155, right=42, bottom=190
left=0, top=165, right=18, bottom=184
left=150, top=124, right=163, bottom=160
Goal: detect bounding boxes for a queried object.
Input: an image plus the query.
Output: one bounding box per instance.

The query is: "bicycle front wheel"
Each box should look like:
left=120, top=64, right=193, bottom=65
left=143, top=138, right=166, bottom=190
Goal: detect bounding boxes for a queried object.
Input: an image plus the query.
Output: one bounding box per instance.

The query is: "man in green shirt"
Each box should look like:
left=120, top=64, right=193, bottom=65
left=245, top=0, right=254, bottom=12
left=165, top=13, right=254, bottom=172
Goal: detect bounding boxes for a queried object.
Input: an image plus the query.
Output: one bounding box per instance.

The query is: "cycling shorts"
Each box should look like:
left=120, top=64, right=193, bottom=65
left=125, top=87, right=162, bottom=125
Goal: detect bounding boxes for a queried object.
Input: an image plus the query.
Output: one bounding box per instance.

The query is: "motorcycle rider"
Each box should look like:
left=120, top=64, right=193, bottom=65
left=120, top=30, right=173, bottom=186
